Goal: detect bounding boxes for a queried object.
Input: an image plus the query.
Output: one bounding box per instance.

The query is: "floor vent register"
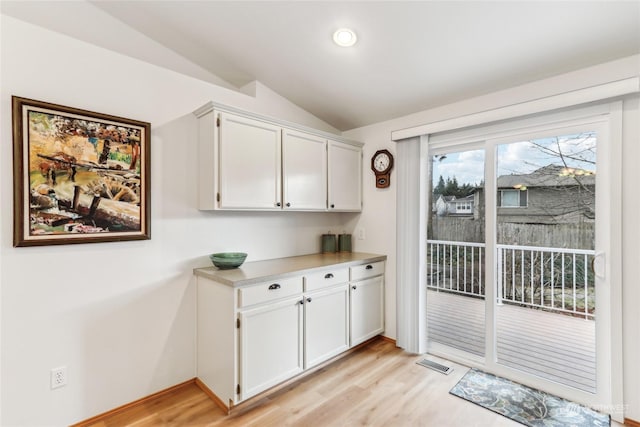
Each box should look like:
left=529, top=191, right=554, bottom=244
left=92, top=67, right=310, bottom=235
left=417, top=359, right=453, bottom=375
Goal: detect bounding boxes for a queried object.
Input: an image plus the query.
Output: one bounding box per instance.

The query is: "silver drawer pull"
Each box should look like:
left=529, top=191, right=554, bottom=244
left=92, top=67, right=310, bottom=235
left=365, top=265, right=373, bottom=270
left=268, top=284, right=281, bottom=290
left=324, top=273, right=334, bottom=279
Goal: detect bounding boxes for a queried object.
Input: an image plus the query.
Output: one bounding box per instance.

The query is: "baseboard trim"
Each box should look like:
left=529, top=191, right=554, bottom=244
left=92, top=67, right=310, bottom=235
left=625, top=418, right=640, bottom=426
left=194, top=377, right=230, bottom=415
left=379, top=335, right=397, bottom=346
left=71, top=336, right=387, bottom=424
left=70, top=378, right=197, bottom=427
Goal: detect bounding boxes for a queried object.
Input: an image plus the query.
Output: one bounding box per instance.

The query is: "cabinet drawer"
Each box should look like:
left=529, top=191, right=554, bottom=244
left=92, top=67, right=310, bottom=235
left=238, top=277, right=303, bottom=307
left=350, top=261, right=385, bottom=281
left=305, top=268, right=349, bottom=292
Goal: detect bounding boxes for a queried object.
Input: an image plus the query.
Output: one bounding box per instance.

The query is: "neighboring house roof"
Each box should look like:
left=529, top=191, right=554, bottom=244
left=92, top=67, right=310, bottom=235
left=451, top=195, right=474, bottom=203
left=497, top=164, right=595, bottom=188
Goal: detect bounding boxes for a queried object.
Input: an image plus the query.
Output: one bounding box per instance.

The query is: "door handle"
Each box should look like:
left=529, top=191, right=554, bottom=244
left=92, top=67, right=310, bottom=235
left=324, top=273, right=334, bottom=279
left=268, top=284, right=281, bottom=290
left=591, top=252, right=606, bottom=279
left=365, top=265, right=373, bottom=270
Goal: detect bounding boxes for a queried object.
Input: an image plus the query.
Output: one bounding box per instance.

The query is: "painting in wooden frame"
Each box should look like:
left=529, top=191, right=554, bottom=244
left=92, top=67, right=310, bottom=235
left=12, top=96, right=151, bottom=247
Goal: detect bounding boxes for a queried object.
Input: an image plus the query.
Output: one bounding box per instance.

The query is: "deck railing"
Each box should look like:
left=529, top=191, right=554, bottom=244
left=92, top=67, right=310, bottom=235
left=427, top=240, right=485, bottom=298
left=427, top=240, right=596, bottom=319
left=497, top=244, right=595, bottom=319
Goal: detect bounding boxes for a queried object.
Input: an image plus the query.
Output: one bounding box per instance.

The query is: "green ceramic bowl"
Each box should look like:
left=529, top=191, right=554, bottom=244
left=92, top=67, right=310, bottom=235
left=209, top=252, right=247, bottom=269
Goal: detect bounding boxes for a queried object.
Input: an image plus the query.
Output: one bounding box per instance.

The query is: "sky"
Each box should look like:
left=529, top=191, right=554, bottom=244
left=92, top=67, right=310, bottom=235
left=431, top=132, right=597, bottom=188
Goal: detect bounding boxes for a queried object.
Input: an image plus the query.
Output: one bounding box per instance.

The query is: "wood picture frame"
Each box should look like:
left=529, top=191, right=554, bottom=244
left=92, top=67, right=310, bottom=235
left=12, top=96, right=151, bottom=247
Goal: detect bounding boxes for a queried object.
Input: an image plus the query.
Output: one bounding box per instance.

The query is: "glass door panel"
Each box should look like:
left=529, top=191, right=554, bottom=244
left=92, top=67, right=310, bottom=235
left=427, top=148, right=486, bottom=357
left=494, top=132, right=597, bottom=393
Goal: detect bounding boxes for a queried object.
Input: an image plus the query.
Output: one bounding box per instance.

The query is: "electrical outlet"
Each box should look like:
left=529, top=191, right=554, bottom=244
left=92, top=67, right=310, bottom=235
left=51, top=366, right=67, bottom=389
left=357, top=227, right=365, bottom=240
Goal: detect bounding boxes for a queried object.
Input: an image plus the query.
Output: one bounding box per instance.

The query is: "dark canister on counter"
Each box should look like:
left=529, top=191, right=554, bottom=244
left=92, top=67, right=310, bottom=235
left=338, top=233, right=352, bottom=252
left=321, top=233, right=337, bottom=253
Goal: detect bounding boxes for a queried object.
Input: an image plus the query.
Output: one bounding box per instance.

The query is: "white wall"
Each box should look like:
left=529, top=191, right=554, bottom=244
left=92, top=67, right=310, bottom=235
left=344, top=55, right=640, bottom=421
left=0, top=16, right=351, bottom=426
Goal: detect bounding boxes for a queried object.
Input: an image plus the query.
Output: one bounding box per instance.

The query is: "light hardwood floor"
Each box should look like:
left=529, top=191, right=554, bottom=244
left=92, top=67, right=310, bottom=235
left=84, top=338, right=619, bottom=426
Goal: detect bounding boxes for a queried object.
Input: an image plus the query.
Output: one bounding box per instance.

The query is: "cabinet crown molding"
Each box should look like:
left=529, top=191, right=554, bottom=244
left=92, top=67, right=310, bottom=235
left=193, top=101, right=363, bottom=148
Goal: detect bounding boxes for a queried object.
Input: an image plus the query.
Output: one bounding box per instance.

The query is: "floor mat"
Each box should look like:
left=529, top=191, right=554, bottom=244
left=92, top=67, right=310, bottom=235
left=449, top=368, right=609, bottom=427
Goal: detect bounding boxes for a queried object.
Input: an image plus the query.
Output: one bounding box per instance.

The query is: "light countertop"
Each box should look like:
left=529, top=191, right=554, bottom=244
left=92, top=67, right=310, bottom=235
left=193, top=252, right=386, bottom=287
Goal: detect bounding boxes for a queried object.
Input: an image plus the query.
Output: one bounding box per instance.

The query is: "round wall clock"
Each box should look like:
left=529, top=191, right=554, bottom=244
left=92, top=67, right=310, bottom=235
left=371, top=149, right=394, bottom=188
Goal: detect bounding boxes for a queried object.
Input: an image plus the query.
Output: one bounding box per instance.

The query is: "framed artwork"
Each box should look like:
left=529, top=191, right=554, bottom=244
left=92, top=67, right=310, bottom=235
left=12, top=96, right=151, bottom=247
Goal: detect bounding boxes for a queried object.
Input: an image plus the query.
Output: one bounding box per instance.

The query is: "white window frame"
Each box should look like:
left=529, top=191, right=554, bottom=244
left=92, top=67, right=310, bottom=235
left=499, top=188, right=527, bottom=208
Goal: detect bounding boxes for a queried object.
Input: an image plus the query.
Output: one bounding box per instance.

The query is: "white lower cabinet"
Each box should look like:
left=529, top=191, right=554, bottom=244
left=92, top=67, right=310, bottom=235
left=350, top=276, right=384, bottom=346
left=350, top=262, right=385, bottom=346
left=240, top=283, right=349, bottom=400
left=195, top=256, right=385, bottom=410
left=239, top=296, right=304, bottom=400
left=304, top=284, right=349, bottom=369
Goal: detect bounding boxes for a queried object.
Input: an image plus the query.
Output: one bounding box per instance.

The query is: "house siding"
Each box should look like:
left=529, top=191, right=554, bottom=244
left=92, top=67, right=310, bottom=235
left=497, top=185, right=595, bottom=224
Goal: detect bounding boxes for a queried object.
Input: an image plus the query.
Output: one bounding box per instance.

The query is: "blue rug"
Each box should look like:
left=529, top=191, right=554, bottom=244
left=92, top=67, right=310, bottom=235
left=450, top=368, right=610, bottom=427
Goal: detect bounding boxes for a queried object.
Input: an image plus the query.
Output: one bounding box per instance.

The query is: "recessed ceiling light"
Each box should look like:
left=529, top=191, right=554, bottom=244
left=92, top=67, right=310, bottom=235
left=333, top=28, right=357, bottom=47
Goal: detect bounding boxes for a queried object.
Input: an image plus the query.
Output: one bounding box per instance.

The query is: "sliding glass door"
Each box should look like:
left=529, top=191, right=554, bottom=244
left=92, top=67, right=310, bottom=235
left=493, top=131, right=597, bottom=394
left=425, top=112, right=618, bottom=412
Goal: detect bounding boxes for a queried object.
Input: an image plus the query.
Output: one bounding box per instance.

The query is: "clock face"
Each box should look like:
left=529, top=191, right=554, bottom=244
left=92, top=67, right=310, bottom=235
left=374, top=153, right=390, bottom=172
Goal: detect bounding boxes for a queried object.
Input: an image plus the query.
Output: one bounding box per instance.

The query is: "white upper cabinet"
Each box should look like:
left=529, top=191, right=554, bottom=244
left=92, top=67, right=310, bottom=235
left=218, top=112, right=282, bottom=210
left=282, top=129, right=327, bottom=211
left=195, top=102, right=363, bottom=212
left=328, top=140, right=362, bottom=211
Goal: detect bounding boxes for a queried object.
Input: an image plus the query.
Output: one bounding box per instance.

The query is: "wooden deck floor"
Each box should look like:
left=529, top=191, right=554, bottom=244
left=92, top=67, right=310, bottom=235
left=427, top=290, right=596, bottom=393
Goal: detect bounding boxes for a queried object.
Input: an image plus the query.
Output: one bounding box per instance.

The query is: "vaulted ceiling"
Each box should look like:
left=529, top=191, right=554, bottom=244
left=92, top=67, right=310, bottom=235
left=3, top=1, right=639, bottom=131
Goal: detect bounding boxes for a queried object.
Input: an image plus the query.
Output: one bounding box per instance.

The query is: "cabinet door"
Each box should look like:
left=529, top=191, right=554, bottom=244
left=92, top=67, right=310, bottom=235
left=328, top=141, right=362, bottom=211
left=282, top=129, right=327, bottom=211
left=350, top=276, right=384, bottom=346
left=239, top=296, right=303, bottom=400
left=304, top=284, right=349, bottom=368
left=218, top=112, right=282, bottom=209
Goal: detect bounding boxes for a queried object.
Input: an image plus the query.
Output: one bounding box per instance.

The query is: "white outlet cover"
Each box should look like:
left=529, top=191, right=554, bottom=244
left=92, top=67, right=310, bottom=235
left=51, top=366, right=67, bottom=389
